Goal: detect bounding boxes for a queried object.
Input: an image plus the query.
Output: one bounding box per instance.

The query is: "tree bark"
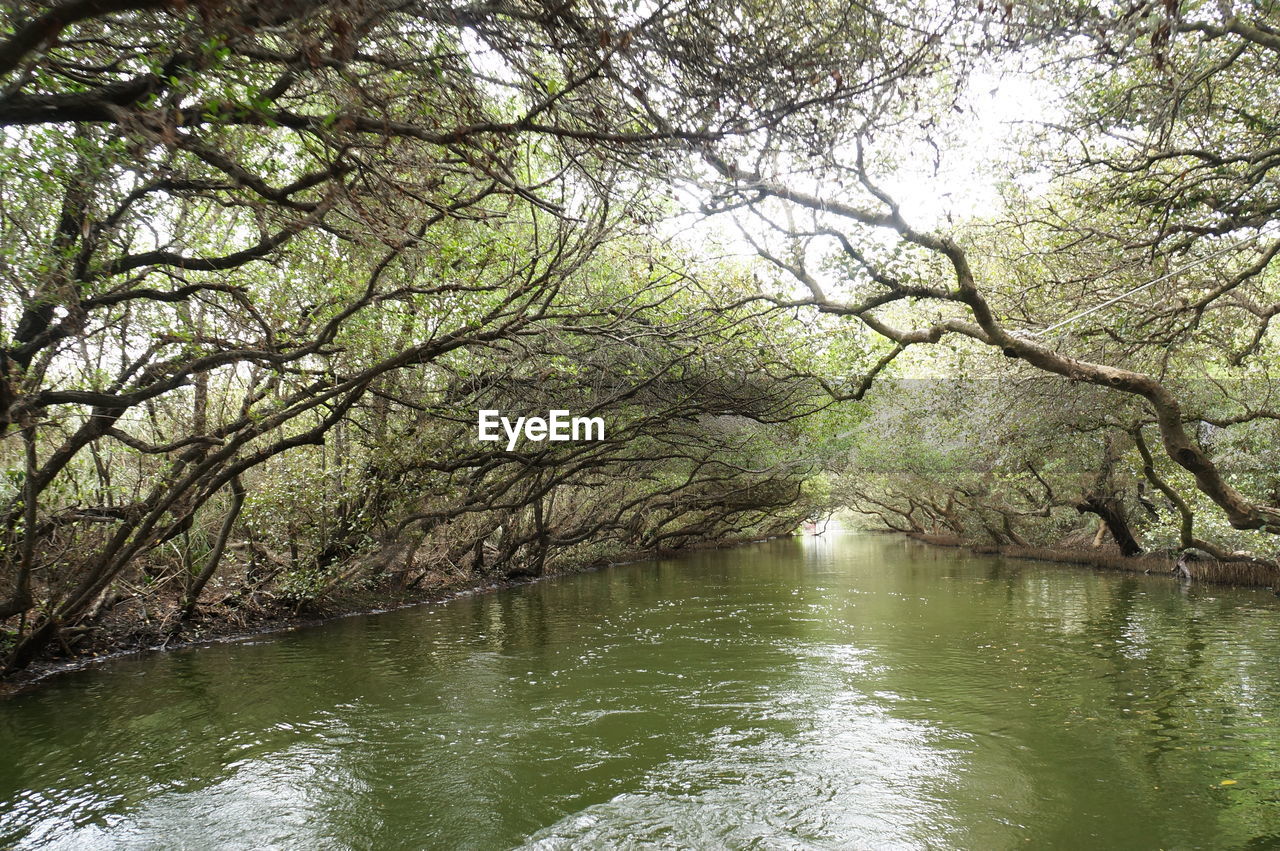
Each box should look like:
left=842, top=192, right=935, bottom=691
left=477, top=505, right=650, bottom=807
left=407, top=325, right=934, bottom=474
left=1075, top=496, right=1143, bottom=556
left=178, top=476, right=246, bottom=623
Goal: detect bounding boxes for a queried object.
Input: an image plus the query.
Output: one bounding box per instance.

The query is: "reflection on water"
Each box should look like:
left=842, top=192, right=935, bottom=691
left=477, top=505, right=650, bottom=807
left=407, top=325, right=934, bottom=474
left=3, top=533, right=1280, bottom=849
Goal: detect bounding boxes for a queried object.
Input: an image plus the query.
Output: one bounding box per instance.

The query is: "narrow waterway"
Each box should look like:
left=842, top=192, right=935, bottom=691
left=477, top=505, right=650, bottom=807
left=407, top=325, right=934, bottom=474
left=3, top=534, right=1280, bottom=849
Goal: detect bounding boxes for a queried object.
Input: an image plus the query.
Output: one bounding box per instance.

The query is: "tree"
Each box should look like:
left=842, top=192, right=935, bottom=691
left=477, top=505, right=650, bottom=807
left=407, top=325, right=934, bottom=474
left=683, top=1, right=1280, bottom=567
left=0, top=0, right=874, bottom=670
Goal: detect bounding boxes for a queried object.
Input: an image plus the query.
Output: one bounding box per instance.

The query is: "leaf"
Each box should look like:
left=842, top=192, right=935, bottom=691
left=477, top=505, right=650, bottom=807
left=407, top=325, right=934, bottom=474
left=1219, top=779, right=1238, bottom=786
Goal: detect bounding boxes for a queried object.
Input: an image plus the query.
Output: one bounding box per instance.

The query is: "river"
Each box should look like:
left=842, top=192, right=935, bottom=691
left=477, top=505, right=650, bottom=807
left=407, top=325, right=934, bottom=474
left=2, top=533, right=1280, bottom=849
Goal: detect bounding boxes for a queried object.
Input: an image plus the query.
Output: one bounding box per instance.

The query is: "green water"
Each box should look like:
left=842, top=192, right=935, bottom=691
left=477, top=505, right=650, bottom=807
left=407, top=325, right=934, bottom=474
left=3, top=534, right=1280, bottom=849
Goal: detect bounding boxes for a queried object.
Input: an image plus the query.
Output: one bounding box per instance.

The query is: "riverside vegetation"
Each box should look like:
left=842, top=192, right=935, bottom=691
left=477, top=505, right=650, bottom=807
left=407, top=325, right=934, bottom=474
left=3, top=0, right=1280, bottom=677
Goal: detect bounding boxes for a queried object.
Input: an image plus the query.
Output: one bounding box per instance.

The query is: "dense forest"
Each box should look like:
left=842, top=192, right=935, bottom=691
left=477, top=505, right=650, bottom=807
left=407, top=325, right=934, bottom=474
left=3, top=0, right=1280, bottom=675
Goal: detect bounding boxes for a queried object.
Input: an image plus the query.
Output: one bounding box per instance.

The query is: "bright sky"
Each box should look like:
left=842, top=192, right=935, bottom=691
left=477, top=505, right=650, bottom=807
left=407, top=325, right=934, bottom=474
left=648, top=62, right=1067, bottom=381
left=883, top=67, right=1059, bottom=230
left=666, top=62, right=1062, bottom=280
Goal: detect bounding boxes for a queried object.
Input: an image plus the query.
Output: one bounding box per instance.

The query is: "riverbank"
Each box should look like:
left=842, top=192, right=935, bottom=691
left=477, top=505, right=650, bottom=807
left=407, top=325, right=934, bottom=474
left=16, top=527, right=1270, bottom=695
left=0, top=534, right=785, bottom=697
left=904, top=532, right=1278, bottom=587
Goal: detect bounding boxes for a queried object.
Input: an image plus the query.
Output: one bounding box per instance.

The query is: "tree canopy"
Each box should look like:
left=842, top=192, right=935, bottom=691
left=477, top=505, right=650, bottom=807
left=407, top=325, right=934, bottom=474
left=4, top=0, right=1280, bottom=672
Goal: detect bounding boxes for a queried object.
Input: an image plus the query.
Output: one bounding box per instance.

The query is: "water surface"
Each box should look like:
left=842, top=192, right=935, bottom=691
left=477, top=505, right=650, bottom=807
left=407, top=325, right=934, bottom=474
left=3, top=534, right=1280, bottom=848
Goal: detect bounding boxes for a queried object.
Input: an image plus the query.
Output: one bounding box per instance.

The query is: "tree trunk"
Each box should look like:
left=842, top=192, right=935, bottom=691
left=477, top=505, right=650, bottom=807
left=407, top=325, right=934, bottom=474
left=1076, top=496, right=1142, bottom=556
left=178, top=476, right=246, bottom=623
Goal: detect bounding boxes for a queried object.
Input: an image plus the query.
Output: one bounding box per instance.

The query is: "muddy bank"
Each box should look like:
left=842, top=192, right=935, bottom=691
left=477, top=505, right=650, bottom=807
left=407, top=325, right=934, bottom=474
left=1, top=534, right=785, bottom=697
left=904, top=532, right=1279, bottom=587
